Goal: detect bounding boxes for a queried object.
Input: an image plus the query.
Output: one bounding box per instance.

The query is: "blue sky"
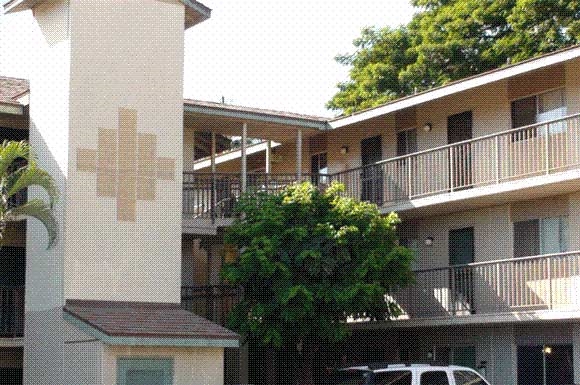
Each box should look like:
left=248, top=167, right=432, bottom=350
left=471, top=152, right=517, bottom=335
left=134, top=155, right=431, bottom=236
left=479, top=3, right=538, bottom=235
left=0, top=1, right=415, bottom=116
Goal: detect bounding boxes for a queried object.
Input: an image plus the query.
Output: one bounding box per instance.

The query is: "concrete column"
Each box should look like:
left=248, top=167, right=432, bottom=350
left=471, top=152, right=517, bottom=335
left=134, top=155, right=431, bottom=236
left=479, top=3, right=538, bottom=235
left=296, top=129, right=303, bottom=179
left=192, top=130, right=196, bottom=165
left=241, top=123, right=248, bottom=192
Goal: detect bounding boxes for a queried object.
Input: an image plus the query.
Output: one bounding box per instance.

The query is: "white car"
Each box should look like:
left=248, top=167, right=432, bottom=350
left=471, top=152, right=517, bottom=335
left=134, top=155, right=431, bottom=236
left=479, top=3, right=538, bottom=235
left=328, top=363, right=491, bottom=385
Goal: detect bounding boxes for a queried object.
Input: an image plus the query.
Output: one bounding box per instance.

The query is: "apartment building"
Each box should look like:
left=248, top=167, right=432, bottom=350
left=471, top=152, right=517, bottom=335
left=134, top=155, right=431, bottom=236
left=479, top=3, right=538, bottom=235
left=3, top=1, right=580, bottom=384
left=182, top=46, right=580, bottom=385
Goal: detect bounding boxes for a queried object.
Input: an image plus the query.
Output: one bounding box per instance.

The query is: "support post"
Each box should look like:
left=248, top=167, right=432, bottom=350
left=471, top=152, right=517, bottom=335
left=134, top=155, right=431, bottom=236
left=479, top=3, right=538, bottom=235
left=241, top=123, right=248, bottom=193
left=211, top=132, right=217, bottom=173
left=211, top=132, right=217, bottom=221
left=296, top=129, right=303, bottom=180
left=265, top=140, right=272, bottom=192
left=545, top=123, right=551, bottom=174
left=192, top=130, right=196, bottom=168
left=266, top=140, right=272, bottom=174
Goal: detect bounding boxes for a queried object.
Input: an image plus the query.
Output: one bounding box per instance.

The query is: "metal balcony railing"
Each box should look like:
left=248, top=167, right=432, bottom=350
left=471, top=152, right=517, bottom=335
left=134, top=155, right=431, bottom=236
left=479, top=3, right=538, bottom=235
left=182, top=172, right=327, bottom=220
left=333, top=113, right=580, bottom=206
left=392, top=251, right=580, bottom=320
left=182, top=114, right=580, bottom=217
left=181, top=285, right=242, bottom=326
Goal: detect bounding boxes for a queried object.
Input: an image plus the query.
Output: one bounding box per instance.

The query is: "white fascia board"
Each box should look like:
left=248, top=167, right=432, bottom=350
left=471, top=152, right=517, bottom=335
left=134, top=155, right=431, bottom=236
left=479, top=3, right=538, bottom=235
left=0, top=103, right=24, bottom=115
left=193, top=141, right=281, bottom=171
left=331, top=46, right=580, bottom=129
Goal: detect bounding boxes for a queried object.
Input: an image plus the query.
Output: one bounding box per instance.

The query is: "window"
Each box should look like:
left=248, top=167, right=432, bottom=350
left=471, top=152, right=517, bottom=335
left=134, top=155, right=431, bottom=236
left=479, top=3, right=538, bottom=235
left=513, top=216, right=568, bottom=258
left=396, top=128, right=417, bottom=156
left=374, top=370, right=412, bottom=385
left=117, top=358, right=173, bottom=385
left=311, top=152, right=328, bottom=185
left=453, top=371, right=487, bottom=385
left=420, top=371, right=450, bottom=385
left=511, top=89, right=567, bottom=136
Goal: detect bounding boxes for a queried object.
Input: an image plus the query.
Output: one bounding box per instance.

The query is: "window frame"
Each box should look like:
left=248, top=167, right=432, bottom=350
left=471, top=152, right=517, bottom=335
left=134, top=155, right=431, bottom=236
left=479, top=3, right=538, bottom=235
left=396, top=127, right=418, bottom=157
left=117, top=357, right=174, bottom=385
left=310, top=151, right=329, bottom=185
left=513, top=215, right=568, bottom=258
left=510, top=88, right=567, bottom=138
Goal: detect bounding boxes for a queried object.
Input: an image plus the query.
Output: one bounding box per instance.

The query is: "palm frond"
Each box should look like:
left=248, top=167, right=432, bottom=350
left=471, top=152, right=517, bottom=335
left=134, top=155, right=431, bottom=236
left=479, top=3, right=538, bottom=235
left=6, top=164, right=58, bottom=208
left=8, top=199, right=58, bottom=249
left=0, top=141, right=31, bottom=178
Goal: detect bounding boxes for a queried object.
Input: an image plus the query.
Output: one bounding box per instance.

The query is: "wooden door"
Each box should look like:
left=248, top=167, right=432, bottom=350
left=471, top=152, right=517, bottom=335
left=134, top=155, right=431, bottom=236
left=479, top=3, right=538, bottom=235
left=360, top=135, right=383, bottom=204
left=448, top=111, right=473, bottom=189
left=449, top=227, right=475, bottom=314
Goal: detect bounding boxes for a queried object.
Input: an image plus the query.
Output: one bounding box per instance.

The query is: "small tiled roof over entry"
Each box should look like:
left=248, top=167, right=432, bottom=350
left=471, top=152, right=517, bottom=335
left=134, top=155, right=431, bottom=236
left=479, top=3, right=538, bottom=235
left=0, top=76, right=28, bottom=105
left=63, top=299, right=239, bottom=342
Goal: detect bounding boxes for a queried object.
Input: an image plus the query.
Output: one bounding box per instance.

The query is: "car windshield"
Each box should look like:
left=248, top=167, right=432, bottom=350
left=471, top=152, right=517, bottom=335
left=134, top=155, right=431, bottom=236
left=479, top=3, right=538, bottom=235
left=328, top=369, right=373, bottom=385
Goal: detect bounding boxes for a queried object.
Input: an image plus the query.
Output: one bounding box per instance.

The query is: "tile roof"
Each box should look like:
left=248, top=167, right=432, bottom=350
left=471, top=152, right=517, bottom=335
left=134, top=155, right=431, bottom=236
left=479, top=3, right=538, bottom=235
left=184, top=99, right=329, bottom=122
left=0, top=76, right=29, bottom=105
left=63, top=299, right=239, bottom=341
left=0, top=77, right=328, bottom=122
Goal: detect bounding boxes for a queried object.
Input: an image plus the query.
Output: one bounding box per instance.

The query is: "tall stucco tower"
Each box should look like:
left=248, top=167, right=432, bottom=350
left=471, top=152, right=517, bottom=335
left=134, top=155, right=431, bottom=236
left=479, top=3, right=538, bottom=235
left=2, top=1, right=238, bottom=384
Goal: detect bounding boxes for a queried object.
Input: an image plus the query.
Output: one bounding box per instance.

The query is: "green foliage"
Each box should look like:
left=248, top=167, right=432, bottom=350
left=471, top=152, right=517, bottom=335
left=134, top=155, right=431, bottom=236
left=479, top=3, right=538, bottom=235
left=0, top=141, right=58, bottom=248
left=221, top=182, right=414, bottom=350
left=328, top=0, right=580, bottom=115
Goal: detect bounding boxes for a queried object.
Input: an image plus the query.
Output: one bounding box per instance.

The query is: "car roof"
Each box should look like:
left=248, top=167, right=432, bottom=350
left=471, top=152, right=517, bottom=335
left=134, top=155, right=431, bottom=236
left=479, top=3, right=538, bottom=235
left=341, top=364, right=480, bottom=372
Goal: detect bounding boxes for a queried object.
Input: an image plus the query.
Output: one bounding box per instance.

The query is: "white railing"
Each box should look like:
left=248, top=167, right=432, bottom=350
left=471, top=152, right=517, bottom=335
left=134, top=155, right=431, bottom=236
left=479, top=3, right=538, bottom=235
left=333, top=113, right=580, bottom=206
left=392, top=251, right=580, bottom=319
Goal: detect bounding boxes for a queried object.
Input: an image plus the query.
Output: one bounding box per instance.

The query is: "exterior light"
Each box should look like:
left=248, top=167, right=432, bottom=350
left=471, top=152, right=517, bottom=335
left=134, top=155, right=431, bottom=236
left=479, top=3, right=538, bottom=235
left=340, top=145, right=349, bottom=155
left=423, top=123, right=432, bottom=132
left=425, top=237, right=434, bottom=246
left=543, top=346, right=552, bottom=355
left=542, top=345, right=552, bottom=385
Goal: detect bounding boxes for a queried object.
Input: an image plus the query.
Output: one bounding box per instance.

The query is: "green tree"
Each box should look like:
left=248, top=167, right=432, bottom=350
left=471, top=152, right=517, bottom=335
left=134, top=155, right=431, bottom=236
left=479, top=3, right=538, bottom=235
left=222, top=182, right=414, bottom=385
left=328, top=0, right=580, bottom=115
left=0, top=141, right=58, bottom=248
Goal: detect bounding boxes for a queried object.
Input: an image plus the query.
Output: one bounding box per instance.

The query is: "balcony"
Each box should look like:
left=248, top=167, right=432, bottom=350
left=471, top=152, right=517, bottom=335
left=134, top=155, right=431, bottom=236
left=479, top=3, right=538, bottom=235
left=181, top=285, right=242, bottom=326
left=334, top=113, right=580, bottom=214
left=0, top=286, right=24, bottom=338
left=183, top=114, right=580, bottom=222
left=389, top=251, right=580, bottom=326
left=182, top=172, right=323, bottom=224
left=180, top=253, right=580, bottom=328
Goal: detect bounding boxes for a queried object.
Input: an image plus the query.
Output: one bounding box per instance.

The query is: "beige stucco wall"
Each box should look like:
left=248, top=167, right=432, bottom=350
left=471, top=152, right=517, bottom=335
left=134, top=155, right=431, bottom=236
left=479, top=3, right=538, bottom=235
left=64, top=0, right=185, bottom=303
left=102, top=346, right=224, bottom=385
left=23, top=1, right=199, bottom=383
left=63, top=320, right=103, bottom=385
left=410, top=204, right=512, bottom=270
left=397, top=193, right=579, bottom=316
left=321, top=59, right=580, bottom=177
left=24, top=1, right=71, bottom=383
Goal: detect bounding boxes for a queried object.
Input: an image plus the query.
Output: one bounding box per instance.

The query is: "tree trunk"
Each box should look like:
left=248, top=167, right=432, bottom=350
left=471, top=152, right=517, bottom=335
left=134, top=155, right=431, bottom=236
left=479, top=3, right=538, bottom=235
left=266, top=346, right=276, bottom=385
left=298, top=342, right=316, bottom=385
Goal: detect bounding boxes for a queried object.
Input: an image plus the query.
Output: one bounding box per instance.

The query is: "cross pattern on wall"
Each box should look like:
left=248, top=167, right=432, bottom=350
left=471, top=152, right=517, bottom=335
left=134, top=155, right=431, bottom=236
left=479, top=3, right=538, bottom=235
left=76, top=107, right=175, bottom=222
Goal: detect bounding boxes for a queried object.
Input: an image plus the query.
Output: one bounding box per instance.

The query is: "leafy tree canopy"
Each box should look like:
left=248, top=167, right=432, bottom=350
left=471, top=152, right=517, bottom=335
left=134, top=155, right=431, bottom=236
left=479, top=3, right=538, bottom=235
left=328, top=0, right=580, bottom=115
left=222, top=182, right=414, bottom=384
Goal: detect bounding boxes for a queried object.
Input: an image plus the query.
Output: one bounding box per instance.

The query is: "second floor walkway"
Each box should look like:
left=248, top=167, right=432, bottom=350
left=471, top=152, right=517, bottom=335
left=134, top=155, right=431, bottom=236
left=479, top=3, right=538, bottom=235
left=183, top=113, right=580, bottom=226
